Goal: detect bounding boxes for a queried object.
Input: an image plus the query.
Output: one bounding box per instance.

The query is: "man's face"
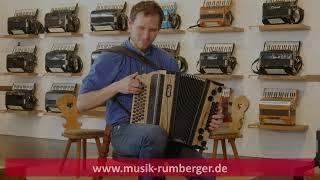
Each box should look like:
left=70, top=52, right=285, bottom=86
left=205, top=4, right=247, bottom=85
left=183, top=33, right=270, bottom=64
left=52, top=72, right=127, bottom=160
left=128, top=12, right=160, bottom=52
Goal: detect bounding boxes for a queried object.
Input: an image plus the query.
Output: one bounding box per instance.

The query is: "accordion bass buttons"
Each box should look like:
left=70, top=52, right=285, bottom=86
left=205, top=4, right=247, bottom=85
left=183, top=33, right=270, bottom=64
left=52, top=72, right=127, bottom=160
left=208, top=96, right=213, bottom=102
left=211, top=89, right=217, bottom=96
left=217, top=87, right=223, bottom=93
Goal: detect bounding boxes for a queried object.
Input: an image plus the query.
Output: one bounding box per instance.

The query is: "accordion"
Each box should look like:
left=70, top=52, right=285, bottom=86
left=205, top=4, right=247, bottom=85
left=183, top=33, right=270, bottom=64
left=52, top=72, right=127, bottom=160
left=45, top=44, right=82, bottom=73
left=199, top=0, right=233, bottom=27
left=160, top=2, right=181, bottom=29
left=6, top=45, right=37, bottom=73
left=262, top=0, right=304, bottom=25
left=252, top=41, right=302, bottom=75
left=7, top=9, right=44, bottom=35
left=90, top=2, right=128, bottom=31
left=44, top=4, right=80, bottom=33
left=199, top=43, right=237, bottom=74
left=45, top=83, right=78, bottom=113
left=91, top=42, right=121, bottom=64
left=5, top=83, right=37, bottom=111
left=130, top=70, right=224, bottom=150
left=259, top=88, right=298, bottom=126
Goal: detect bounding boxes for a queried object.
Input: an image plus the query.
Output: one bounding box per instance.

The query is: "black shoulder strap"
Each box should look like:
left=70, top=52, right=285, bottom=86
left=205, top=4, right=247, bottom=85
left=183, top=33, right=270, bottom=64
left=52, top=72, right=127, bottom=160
left=104, top=46, right=162, bottom=70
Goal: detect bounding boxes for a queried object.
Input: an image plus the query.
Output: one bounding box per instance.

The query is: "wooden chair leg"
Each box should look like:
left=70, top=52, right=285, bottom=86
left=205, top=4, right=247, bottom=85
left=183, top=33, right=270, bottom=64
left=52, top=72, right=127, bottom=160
left=212, top=139, right=219, bottom=158
left=229, top=138, right=239, bottom=158
left=101, top=125, right=112, bottom=158
left=82, top=139, right=87, bottom=169
left=76, top=140, right=81, bottom=159
left=95, top=137, right=102, bottom=157
left=221, top=139, right=227, bottom=159
left=63, top=139, right=73, bottom=159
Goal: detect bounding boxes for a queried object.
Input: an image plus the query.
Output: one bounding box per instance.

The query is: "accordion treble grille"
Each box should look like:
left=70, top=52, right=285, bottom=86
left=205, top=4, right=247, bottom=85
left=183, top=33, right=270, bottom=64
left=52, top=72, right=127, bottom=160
left=171, top=74, right=207, bottom=145
left=131, top=83, right=147, bottom=123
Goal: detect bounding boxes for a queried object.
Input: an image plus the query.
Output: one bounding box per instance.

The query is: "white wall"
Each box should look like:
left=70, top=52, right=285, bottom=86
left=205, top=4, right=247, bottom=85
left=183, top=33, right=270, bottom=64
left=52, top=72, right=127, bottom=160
left=0, top=0, right=319, bottom=158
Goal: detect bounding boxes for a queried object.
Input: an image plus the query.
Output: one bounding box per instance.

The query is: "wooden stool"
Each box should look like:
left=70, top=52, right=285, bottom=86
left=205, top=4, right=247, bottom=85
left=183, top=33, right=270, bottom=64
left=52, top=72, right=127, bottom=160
left=56, top=95, right=105, bottom=163
left=210, top=133, right=242, bottom=159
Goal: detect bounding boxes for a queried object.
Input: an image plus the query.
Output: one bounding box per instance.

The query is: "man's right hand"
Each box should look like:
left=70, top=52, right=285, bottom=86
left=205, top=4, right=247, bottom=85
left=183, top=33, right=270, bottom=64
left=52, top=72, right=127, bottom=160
left=115, top=72, right=143, bottom=94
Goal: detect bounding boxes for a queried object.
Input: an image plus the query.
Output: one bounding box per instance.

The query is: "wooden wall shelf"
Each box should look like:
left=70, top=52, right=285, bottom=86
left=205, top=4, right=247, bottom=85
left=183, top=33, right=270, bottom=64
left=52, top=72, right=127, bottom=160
left=44, top=106, right=106, bottom=118
left=188, top=26, right=244, bottom=33
left=196, top=74, right=244, bottom=80
left=41, top=73, right=83, bottom=77
left=90, top=31, right=129, bottom=36
left=1, top=72, right=39, bottom=76
left=0, top=34, right=39, bottom=39
left=248, top=123, right=309, bottom=132
left=0, top=86, right=12, bottom=91
left=259, top=24, right=311, bottom=32
left=159, top=29, right=185, bottom=34
left=0, top=109, right=43, bottom=115
left=44, top=32, right=83, bottom=37
left=257, top=75, right=306, bottom=81
left=256, top=75, right=320, bottom=81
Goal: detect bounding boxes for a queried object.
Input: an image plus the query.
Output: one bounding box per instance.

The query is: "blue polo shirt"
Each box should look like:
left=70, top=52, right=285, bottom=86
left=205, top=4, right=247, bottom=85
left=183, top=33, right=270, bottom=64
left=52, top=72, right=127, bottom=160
left=80, top=39, right=179, bottom=125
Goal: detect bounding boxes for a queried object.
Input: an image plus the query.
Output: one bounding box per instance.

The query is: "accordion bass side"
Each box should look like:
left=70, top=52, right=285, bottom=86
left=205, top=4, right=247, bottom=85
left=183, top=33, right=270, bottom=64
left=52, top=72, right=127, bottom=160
left=44, top=12, right=80, bottom=33
left=130, top=70, right=224, bottom=149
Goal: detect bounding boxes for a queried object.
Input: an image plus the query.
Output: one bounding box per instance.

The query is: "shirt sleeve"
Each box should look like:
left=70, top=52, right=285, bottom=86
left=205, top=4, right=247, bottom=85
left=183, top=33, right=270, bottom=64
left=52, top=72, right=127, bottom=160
left=80, top=52, right=124, bottom=94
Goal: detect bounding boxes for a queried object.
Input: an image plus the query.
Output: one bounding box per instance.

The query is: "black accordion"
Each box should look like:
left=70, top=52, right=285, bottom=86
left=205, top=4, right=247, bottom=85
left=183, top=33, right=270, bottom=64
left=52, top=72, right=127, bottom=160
left=252, top=50, right=302, bottom=75
left=5, top=83, right=37, bottom=111
left=44, top=5, right=80, bottom=33
left=262, top=0, right=304, bottom=25
left=7, top=52, right=37, bottom=73
left=45, top=83, right=77, bottom=113
left=130, top=70, right=224, bottom=150
left=45, top=50, right=82, bottom=73
left=90, top=3, right=128, bottom=32
left=199, top=52, right=237, bottom=74
left=7, top=10, right=44, bottom=35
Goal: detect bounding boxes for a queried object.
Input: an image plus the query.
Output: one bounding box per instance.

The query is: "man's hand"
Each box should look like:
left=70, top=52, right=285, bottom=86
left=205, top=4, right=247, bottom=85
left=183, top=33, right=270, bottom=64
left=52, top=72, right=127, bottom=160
left=115, top=72, right=143, bottom=94
left=208, top=114, right=224, bottom=131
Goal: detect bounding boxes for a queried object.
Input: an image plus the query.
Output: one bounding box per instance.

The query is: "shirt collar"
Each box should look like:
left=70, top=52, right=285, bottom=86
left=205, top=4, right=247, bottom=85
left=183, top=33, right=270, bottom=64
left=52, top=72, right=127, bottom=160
left=123, top=37, right=154, bottom=56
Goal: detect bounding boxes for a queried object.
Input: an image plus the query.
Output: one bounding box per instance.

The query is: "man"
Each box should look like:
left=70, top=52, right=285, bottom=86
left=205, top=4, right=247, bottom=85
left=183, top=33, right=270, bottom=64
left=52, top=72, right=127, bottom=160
left=78, top=1, right=223, bottom=179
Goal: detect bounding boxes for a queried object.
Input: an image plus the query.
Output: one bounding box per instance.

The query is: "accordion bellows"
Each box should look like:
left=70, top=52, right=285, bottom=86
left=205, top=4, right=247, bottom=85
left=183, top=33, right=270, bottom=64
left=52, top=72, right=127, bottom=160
left=130, top=70, right=224, bottom=149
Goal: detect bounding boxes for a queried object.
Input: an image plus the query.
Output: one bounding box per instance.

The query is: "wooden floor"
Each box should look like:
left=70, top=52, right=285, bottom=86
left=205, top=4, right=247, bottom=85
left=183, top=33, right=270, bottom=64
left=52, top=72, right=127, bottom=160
left=0, top=135, right=297, bottom=180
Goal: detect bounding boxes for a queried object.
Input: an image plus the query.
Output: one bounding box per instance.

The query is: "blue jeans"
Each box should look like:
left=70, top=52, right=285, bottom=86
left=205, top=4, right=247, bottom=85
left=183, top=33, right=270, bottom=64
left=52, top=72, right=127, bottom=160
left=111, top=123, right=215, bottom=180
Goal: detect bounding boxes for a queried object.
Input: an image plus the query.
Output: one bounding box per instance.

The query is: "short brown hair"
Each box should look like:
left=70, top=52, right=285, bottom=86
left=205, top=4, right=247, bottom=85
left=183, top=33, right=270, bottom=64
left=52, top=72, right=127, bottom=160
left=130, top=1, right=164, bottom=28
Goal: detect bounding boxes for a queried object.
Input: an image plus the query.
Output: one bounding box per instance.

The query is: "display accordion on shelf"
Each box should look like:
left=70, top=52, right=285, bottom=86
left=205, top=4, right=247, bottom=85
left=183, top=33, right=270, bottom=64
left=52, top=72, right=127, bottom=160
left=45, top=43, right=83, bottom=73
left=6, top=45, right=37, bottom=73
left=90, top=1, right=128, bottom=31
left=91, top=42, right=121, bottom=64
left=44, top=3, right=80, bottom=33
left=262, top=0, right=304, bottom=25
left=153, top=41, right=188, bottom=73
left=5, top=83, right=37, bottom=111
left=159, top=2, right=181, bottom=29
left=198, top=0, right=233, bottom=27
left=7, top=8, right=44, bottom=35
left=198, top=43, right=237, bottom=74
left=130, top=70, right=224, bottom=150
left=251, top=41, right=303, bottom=75
left=45, top=83, right=78, bottom=113
left=259, top=88, right=298, bottom=126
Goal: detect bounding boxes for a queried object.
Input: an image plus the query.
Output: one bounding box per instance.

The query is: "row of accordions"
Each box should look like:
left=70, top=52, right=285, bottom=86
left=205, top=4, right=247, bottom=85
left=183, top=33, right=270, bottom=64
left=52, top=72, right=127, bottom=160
left=6, top=42, right=187, bottom=73
left=259, top=88, right=298, bottom=126
left=6, top=44, right=82, bottom=73
left=196, top=0, right=304, bottom=28
left=5, top=82, right=78, bottom=113
left=7, top=1, right=181, bottom=35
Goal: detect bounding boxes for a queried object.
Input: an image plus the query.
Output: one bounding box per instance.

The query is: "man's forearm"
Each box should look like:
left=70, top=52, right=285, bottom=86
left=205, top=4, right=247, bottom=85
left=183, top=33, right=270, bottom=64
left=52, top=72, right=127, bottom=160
left=77, top=82, right=119, bottom=112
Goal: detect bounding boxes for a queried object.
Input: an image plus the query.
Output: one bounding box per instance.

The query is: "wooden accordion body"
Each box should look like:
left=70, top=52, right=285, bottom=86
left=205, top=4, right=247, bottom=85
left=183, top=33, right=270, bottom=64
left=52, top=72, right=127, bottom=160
left=130, top=70, right=224, bottom=150
left=259, top=88, right=298, bottom=126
